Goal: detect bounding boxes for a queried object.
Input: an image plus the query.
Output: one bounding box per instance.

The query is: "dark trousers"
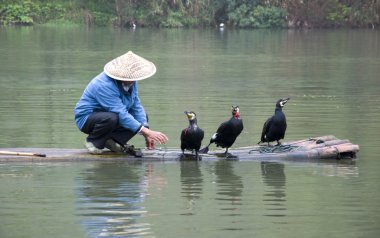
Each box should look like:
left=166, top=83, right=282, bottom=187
left=81, top=112, right=135, bottom=149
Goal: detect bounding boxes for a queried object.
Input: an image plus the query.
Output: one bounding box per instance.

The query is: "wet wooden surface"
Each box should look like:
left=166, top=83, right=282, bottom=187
left=0, top=135, right=359, bottom=163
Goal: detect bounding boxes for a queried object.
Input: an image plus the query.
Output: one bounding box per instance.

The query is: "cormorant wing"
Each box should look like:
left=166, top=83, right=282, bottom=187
left=261, top=116, right=273, bottom=142
left=216, top=120, right=229, bottom=134
left=282, top=119, right=287, bottom=139
left=181, top=128, right=188, bottom=141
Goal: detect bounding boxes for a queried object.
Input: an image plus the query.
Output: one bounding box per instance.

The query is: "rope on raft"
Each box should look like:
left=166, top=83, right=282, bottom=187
left=249, top=138, right=325, bottom=154
left=249, top=144, right=300, bottom=154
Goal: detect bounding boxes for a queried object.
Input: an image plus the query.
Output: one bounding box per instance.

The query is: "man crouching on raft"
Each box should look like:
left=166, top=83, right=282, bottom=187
left=74, top=51, right=169, bottom=156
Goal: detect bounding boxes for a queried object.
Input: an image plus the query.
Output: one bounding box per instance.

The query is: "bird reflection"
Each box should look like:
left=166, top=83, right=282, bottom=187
left=180, top=161, right=203, bottom=215
left=76, top=162, right=154, bottom=237
left=214, top=160, right=243, bottom=207
left=261, top=162, right=287, bottom=217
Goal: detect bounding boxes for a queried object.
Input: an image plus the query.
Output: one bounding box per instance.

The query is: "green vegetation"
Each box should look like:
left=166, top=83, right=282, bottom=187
left=0, top=0, right=379, bottom=28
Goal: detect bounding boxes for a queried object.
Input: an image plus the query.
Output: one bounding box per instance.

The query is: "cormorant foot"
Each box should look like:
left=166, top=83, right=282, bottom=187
left=179, top=153, right=202, bottom=161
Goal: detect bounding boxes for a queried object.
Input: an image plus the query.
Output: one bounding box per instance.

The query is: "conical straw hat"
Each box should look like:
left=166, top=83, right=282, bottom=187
left=104, top=51, right=157, bottom=81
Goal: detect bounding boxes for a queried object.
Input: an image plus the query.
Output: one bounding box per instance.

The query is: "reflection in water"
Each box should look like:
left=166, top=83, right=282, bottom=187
left=76, top=162, right=153, bottom=237
left=180, top=161, right=203, bottom=215
left=261, top=162, right=287, bottom=217
left=312, top=163, right=359, bottom=178
left=212, top=160, right=244, bottom=232
left=214, top=160, right=243, bottom=209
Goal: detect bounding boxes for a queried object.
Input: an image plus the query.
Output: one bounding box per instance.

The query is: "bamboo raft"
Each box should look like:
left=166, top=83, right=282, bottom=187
left=0, top=135, right=359, bottom=163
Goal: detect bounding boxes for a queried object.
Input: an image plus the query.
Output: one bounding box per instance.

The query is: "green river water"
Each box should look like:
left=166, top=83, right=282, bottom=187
left=0, top=26, right=379, bottom=238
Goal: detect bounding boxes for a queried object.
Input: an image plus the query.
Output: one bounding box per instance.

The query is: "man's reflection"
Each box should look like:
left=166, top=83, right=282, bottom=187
left=76, top=162, right=154, bottom=237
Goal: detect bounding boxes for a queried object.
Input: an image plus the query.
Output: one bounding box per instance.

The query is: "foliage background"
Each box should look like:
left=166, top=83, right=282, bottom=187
left=0, top=0, right=379, bottom=28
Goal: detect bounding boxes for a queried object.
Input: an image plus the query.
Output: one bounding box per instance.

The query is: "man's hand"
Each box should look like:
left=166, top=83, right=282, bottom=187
left=140, top=127, right=169, bottom=150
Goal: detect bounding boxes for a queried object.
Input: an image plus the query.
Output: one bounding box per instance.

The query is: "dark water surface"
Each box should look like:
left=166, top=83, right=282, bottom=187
left=0, top=27, right=379, bottom=238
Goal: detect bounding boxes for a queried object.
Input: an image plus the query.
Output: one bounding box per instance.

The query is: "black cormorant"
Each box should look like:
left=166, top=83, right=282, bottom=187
left=258, top=98, right=290, bottom=146
left=200, top=106, right=244, bottom=155
left=181, top=111, right=204, bottom=159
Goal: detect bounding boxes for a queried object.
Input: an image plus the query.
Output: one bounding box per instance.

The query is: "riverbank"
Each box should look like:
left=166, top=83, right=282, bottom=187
left=1, top=1, right=378, bottom=29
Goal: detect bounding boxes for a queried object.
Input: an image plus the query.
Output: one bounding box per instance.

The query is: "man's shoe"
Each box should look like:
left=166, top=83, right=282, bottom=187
left=85, top=141, right=105, bottom=155
left=105, top=139, right=124, bottom=153
left=123, top=144, right=143, bottom=157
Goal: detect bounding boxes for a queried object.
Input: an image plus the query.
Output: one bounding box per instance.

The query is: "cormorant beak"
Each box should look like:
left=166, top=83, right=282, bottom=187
left=184, top=111, right=195, bottom=120
left=232, top=106, right=240, bottom=115
left=280, top=98, right=290, bottom=107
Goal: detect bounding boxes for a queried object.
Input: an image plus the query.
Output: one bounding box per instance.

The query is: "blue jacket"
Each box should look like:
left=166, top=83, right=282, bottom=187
left=74, top=72, right=148, bottom=134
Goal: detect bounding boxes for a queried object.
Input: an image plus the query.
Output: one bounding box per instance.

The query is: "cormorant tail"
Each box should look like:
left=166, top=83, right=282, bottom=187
left=199, top=143, right=211, bottom=154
